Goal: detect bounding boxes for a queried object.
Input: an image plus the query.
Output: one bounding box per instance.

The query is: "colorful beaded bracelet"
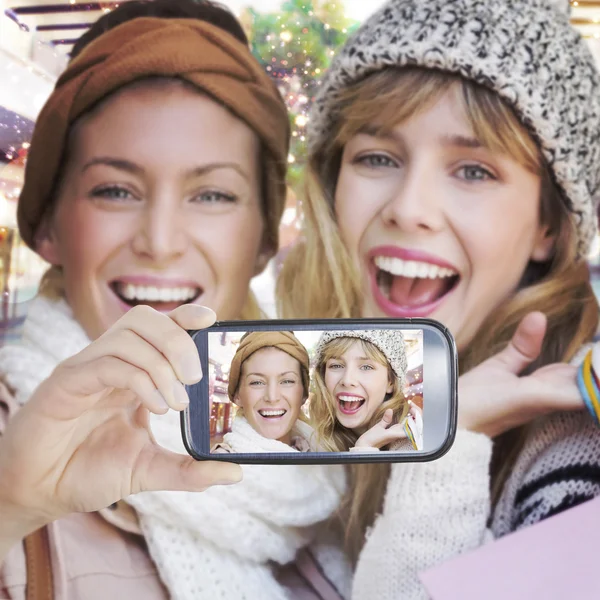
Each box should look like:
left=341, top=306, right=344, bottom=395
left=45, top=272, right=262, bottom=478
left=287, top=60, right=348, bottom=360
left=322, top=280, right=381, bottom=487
left=577, top=349, right=600, bottom=426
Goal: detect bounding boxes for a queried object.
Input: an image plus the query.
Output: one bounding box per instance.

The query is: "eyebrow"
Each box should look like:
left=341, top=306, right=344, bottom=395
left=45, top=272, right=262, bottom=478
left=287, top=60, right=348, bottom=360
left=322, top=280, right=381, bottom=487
left=82, top=157, right=250, bottom=180
left=245, top=370, right=298, bottom=378
left=358, top=125, right=483, bottom=150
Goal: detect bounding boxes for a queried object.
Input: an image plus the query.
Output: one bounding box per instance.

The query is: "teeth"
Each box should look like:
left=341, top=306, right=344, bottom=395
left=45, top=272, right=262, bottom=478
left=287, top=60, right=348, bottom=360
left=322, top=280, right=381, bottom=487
left=116, top=282, right=198, bottom=303
left=374, top=256, right=457, bottom=279
left=338, top=395, right=364, bottom=404
left=259, top=409, right=286, bottom=417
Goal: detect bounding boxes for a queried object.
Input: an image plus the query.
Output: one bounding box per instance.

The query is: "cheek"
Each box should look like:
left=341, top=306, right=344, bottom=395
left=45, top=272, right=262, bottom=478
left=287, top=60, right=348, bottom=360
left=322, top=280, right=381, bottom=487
left=54, top=204, right=132, bottom=276
left=189, top=209, right=263, bottom=276
left=370, top=373, right=391, bottom=399
left=324, top=371, right=337, bottom=391
left=241, top=387, right=262, bottom=408
left=454, top=202, right=540, bottom=275
left=335, top=168, right=390, bottom=253
left=288, top=386, right=305, bottom=409
left=449, top=178, right=541, bottom=256
left=335, top=169, right=368, bottom=251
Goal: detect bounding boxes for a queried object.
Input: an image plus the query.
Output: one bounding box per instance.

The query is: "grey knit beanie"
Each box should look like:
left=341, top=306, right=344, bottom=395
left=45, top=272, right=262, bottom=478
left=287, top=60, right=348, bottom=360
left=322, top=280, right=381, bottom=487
left=314, top=329, right=408, bottom=388
left=308, top=0, right=600, bottom=258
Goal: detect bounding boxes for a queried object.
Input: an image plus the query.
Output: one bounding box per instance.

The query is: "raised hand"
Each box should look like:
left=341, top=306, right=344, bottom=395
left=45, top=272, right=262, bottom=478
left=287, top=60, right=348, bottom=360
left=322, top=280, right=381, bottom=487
left=458, top=311, right=585, bottom=438
left=0, top=304, right=241, bottom=558
left=354, top=408, right=409, bottom=449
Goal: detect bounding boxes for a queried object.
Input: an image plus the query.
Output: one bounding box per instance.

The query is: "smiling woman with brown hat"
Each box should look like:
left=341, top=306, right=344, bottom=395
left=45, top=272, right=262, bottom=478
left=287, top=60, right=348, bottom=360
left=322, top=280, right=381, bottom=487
left=0, top=2, right=346, bottom=599
left=214, top=331, right=313, bottom=451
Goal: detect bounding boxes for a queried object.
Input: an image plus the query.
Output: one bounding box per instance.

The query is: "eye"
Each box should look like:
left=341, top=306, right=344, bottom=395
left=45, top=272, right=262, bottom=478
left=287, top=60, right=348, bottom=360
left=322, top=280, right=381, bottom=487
left=327, top=361, right=343, bottom=370
left=456, top=164, right=496, bottom=182
left=355, top=153, right=398, bottom=169
left=249, top=380, right=265, bottom=387
left=281, top=379, right=297, bottom=385
left=360, top=364, right=375, bottom=371
left=192, top=190, right=237, bottom=204
left=91, top=185, right=137, bottom=201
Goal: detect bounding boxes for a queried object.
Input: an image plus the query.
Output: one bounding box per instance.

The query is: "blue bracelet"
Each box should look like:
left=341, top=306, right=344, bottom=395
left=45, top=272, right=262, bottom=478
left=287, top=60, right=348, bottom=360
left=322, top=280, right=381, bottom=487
left=577, top=363, right=600, bottom=426
left=589, top=360, right=600, bottom=418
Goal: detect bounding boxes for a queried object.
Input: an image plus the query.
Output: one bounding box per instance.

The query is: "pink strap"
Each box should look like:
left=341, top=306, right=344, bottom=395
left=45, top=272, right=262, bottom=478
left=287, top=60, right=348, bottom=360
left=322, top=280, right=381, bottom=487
left=294, top=548, right=345, bottom=600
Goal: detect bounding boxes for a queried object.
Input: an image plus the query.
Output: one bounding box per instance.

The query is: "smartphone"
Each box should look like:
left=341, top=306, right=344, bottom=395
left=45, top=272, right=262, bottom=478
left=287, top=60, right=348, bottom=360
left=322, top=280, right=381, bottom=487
left=181, top=318, right=457, bottom=464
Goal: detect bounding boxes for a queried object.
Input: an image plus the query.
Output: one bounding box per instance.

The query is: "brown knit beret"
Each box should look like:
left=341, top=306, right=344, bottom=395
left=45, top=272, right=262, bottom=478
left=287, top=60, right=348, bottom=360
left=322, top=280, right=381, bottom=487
left=17, top=17, right=290, bottom=252
left=227, top=331, right=310, bottom=402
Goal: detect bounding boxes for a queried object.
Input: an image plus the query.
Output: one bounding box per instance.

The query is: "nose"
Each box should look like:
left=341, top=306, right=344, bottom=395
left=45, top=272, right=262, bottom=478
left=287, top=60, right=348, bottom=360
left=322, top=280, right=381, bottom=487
left=131, top=193, right=188, bottom=263
left=264, top=380, right=281, bottom=403
left=380, top=160, right=445, bottom=234
left=340, top=365, right=359, bottom=388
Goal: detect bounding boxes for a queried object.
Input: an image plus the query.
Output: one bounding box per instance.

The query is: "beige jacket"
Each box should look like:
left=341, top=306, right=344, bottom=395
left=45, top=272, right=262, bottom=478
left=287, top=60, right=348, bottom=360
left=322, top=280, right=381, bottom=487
left=0, top=385, right=344, bottom=600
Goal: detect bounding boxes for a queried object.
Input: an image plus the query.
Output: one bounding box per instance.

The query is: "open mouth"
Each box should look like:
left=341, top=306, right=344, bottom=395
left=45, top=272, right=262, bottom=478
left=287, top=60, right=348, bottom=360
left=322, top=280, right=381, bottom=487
left=337, top=394, right=366, bottom=415
left=110, top=281, right=203, bottom=312
left=371, top=254, right=459, bottom=317
left=257, top=408, right=287, bottom=419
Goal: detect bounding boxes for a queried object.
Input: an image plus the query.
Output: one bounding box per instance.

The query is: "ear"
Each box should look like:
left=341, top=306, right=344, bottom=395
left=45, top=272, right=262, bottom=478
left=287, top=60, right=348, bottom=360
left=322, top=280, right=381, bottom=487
left=387, top=378, right=394, bottom=395
left=530, top=224, right=556, bottom=262
left=253, top=237, right=276, bottom=277
left=34, top=218, right=62, bottom=266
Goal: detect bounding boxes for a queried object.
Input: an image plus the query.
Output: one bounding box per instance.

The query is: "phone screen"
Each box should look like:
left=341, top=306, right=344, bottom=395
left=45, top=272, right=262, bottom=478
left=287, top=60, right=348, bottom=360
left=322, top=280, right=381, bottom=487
left=182, top=319, right=457, bottom=464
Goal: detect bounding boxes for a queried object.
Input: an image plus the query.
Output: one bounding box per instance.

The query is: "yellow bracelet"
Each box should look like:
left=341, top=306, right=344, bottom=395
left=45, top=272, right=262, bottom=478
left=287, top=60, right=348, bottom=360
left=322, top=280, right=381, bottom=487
left=582, top=350, right=600, bottom=423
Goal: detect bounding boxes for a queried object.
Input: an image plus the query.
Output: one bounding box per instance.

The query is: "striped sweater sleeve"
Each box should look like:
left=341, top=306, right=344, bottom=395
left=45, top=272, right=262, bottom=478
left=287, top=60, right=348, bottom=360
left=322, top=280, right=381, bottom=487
left=491, top=410, right=600, bottom=537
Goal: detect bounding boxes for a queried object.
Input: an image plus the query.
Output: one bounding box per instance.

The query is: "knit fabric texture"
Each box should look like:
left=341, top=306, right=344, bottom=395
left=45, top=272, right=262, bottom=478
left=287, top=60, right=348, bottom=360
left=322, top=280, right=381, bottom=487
left=307, top=0, right=600, bottom=258
left=314, top=329, right=407, bottom=387
left=492, top=341, right=600, bottom=536
left=0, top=295, right=347, bottom=600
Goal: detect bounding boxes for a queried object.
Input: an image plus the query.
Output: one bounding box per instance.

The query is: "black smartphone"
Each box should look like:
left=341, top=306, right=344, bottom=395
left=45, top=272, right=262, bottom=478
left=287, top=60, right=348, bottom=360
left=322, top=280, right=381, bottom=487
left=181, top=318, right=457, bottom=464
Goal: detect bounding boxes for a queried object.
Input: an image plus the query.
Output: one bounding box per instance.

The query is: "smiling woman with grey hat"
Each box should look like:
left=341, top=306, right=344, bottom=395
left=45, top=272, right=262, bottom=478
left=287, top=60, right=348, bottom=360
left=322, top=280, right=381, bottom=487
left=276, top=0, right=600, bottom=597
left=310, top=329, right=422, bottom=452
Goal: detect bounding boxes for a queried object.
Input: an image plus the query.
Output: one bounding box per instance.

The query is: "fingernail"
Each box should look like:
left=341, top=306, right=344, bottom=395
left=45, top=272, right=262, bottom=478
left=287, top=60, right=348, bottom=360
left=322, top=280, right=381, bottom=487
left=173, top=381, right=190, bottom=407
left=153, top=389, right=169, bottom=410
left=181, top=354, right=203, bottom=382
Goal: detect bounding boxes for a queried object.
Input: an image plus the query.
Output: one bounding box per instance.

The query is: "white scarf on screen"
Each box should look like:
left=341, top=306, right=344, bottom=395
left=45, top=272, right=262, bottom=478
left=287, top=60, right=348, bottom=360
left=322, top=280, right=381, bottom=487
left=0, top=295, right=347, bottom=600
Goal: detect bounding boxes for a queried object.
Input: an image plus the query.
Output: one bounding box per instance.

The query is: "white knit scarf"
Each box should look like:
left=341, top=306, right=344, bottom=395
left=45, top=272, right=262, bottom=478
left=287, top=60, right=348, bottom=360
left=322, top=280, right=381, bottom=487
left=0, top=296, right=347, bottom=600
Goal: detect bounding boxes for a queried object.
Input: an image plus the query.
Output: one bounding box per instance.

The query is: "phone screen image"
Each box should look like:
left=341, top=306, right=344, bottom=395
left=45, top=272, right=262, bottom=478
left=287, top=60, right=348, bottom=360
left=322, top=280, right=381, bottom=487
left=182, top=319, right=456, bottom=464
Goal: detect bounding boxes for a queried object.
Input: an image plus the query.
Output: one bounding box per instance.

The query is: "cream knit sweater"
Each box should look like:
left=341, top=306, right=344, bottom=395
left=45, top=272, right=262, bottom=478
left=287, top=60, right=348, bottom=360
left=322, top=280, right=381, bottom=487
left=4, top=295, right=596, bottom=600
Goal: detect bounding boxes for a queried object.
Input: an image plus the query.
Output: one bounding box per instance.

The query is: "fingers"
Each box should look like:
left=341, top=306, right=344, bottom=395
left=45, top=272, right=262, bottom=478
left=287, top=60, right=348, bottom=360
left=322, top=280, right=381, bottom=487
left=48, top=356, right=172, bottom=419
left=132, top=445, right=242, bottom=494
left=68, top=327, right=190, bottom=411
left=76, top=305, right=214, bottom=393
left=490, top=311, right=547, bottom=374
left=167, top=304, right=217, bottom=332
left=378, top=408, right=394, bottom=427
left=117, top=305, right=210, bottom=383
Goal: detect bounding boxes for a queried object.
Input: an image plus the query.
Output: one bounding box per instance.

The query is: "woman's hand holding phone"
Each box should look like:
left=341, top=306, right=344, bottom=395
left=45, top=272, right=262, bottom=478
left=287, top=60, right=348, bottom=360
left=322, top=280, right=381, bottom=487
left=0, top=304, right=242, bottom=560
left=458, top=311, right=584, bottom=438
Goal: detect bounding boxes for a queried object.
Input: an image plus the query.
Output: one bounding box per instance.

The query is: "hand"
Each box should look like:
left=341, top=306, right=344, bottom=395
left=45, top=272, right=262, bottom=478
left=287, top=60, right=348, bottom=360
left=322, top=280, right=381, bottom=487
left=458, top=311, right=584, bottom=437
left=405, top=401, right=423, bottom=450
left=354, top=408, right=408, bottom=449
left=0, top=304, right=242, bottom=543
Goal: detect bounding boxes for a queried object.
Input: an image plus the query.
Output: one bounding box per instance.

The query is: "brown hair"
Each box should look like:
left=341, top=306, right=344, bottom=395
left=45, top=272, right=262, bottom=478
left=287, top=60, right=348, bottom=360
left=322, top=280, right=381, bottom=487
left=277, top=67, right=598, bottom=565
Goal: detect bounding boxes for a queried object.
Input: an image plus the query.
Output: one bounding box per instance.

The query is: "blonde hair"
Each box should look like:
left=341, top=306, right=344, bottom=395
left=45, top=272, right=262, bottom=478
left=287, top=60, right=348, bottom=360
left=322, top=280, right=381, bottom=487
left=310, top=337, right=408, bottom=451
left=276, top=67, right=599, bottom=565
